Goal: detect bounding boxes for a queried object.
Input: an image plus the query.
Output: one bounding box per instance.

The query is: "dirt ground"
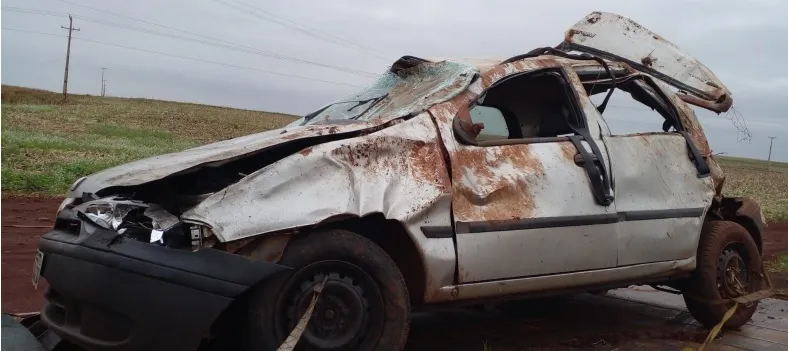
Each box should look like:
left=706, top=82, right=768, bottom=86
left=762, top=222, right=788, bottom=298
left=3, top=196, right=788, bottom=350
left=763, top=221, right=788, bottom=256
left=1, top=196, right=61, bottom=313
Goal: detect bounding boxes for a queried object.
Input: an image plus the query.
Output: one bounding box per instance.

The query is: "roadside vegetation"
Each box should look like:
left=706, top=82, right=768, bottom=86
left=717, top=156, right=788, bottom=222
left=1, top=85, right=296, bottom=194
left=2, top=86, right=786, bottom=222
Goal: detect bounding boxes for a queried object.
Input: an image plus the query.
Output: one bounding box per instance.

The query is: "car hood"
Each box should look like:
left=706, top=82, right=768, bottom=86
left=67, top=119, right=391, bottom=198
left=68, top=57, right=479, bottom=198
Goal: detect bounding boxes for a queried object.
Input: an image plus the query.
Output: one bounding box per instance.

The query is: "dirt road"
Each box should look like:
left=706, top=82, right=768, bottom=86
left=1, top=196, right=61, bottom=313
left=3, top=196, right=788, bottom=350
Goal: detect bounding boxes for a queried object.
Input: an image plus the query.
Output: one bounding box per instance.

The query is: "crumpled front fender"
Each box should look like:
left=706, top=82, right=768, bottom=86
left=181, top=113, right=452, bottom=243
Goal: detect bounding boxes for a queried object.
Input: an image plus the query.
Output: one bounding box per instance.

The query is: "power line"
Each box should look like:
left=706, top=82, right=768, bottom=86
left=55, top=0, right=231, bottom=43
left=2, top=7, right=64, bottom=16
left=209, top=0, right=388, bottom=60
left=229, top=0, right=385, bottom=55
left=54, top=1, right=386, bottom=73
left=4, top=5, right=379, bottom=78
left=75, top=16, right=378, bottom=77
left=2, top=27, right=365, bottom=88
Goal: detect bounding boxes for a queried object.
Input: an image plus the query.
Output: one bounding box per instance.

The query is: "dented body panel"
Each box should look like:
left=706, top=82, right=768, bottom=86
left=182, top=114, right=451, bottom=241
left=67, top=120, right=389, bottom=196
left=603, top=133, right=715, bottom=265
left=182, top=114, right=458, bottom=294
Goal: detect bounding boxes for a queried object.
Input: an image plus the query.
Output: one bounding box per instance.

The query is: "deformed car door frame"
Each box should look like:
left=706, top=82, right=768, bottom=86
left=453, top=66, right=614, bottom=206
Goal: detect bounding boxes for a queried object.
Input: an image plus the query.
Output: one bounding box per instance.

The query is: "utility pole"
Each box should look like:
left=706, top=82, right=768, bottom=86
left=61, top=15, right=80, bottom=101
left=767, top=136, right=777, bottom=169
left=100, top=67, right=107, bottom=97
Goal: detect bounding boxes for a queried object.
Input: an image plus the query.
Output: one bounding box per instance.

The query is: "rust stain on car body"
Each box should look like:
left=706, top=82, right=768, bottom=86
left=329, top=117, right=451, bottom=196
left=451, top=146, right=544, bottom=222
left=299, top=147, right=314, bottom=157
left=559, top=142, right=578, bottom=161
left=410, top=140, right=452, bottom=193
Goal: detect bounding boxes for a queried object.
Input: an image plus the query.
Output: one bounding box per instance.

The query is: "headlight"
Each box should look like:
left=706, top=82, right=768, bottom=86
left=74, top=198, right=148, bottom=230
left=72, top=197, right=186, bottom=247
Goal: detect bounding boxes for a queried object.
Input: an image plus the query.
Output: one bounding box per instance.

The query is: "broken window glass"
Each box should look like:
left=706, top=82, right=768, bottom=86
left=290, top=59, right=477, bottom=126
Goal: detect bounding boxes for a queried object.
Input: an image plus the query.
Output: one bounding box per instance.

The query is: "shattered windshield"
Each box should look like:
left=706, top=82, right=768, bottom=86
left=289, top=60, right=478, bottom=126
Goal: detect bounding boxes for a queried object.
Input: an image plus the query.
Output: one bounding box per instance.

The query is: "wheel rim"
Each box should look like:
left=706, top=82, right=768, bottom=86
left=717, top=245, right=749, bottom=299
left=274, top=261, right=384, bottom=350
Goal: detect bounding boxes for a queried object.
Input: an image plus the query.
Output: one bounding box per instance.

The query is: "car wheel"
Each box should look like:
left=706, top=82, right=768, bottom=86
left=683, top=221, right=764, bottom=329
left=244, top=229, right=410, bottom=351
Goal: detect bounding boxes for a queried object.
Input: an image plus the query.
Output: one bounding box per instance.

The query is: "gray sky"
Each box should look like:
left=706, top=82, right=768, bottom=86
left=2, top=0, right=786, bottom=161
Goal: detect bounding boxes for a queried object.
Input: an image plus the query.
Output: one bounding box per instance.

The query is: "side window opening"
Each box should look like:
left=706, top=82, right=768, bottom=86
left=583, top=74, right=680, bottom=135
left=468, top=106, right=510, bottom=142
left=456, top=70, right=584, bottom=143
left=580, top=71, right=711, bottom=177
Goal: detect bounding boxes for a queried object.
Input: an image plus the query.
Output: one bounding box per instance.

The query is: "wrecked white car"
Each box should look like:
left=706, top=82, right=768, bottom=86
left=35, top=12, right=770, bottom=351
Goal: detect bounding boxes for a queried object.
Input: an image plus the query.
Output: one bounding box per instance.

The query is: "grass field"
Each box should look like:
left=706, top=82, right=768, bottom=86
left=1, top=85, right=297, bottom=194
left=2, top=85, right=786, bottom=221
left=717, top=156, right=788, bottom=222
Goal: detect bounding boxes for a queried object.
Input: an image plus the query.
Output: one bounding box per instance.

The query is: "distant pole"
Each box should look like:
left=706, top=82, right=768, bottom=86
left=61, top=15, right=80, bottom=101
left=100, top=67, right=106, bottom=97
left=768, top=136, right=777, bottom=169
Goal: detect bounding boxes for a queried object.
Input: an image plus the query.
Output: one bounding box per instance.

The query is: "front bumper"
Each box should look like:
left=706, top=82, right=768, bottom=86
left=37, top=219, right=289, bottom=351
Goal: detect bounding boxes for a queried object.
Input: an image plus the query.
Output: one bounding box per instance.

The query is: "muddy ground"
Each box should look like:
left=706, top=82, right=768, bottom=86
left=2, top=196, right=61, bottom=313
left=3, top=196, right=788, bottom=350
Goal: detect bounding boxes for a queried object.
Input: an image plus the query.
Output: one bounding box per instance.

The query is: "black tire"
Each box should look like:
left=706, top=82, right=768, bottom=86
left=243, top=229, right=410, bottom=351
left=683, top=221, right=764, bottom=329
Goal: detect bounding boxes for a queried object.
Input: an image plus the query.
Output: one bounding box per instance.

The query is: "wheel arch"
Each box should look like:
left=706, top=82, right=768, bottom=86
left=309, top=213, right=428, bottom=306
left=204, top=216, right=425, bottom=349
left=706, top=196, right=765, bottom=253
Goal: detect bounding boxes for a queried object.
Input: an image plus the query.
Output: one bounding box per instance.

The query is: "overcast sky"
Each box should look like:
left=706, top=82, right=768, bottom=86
left=2, top=0, right=786, bottom=161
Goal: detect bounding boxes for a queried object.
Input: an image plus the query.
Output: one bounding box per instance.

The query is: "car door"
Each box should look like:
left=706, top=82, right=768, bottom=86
left=604, top=132, right=714, bottom=266
left=592, top=79, right=716, bottom=266
left=439, top=64, right=619, bottom=283
left=563, top=11, right=725, bottom=266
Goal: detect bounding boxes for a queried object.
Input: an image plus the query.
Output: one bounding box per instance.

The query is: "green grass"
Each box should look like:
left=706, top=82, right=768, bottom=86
left=717, top=156, right=788, bottom=222
left=1, top=85, right=297, bottom=194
